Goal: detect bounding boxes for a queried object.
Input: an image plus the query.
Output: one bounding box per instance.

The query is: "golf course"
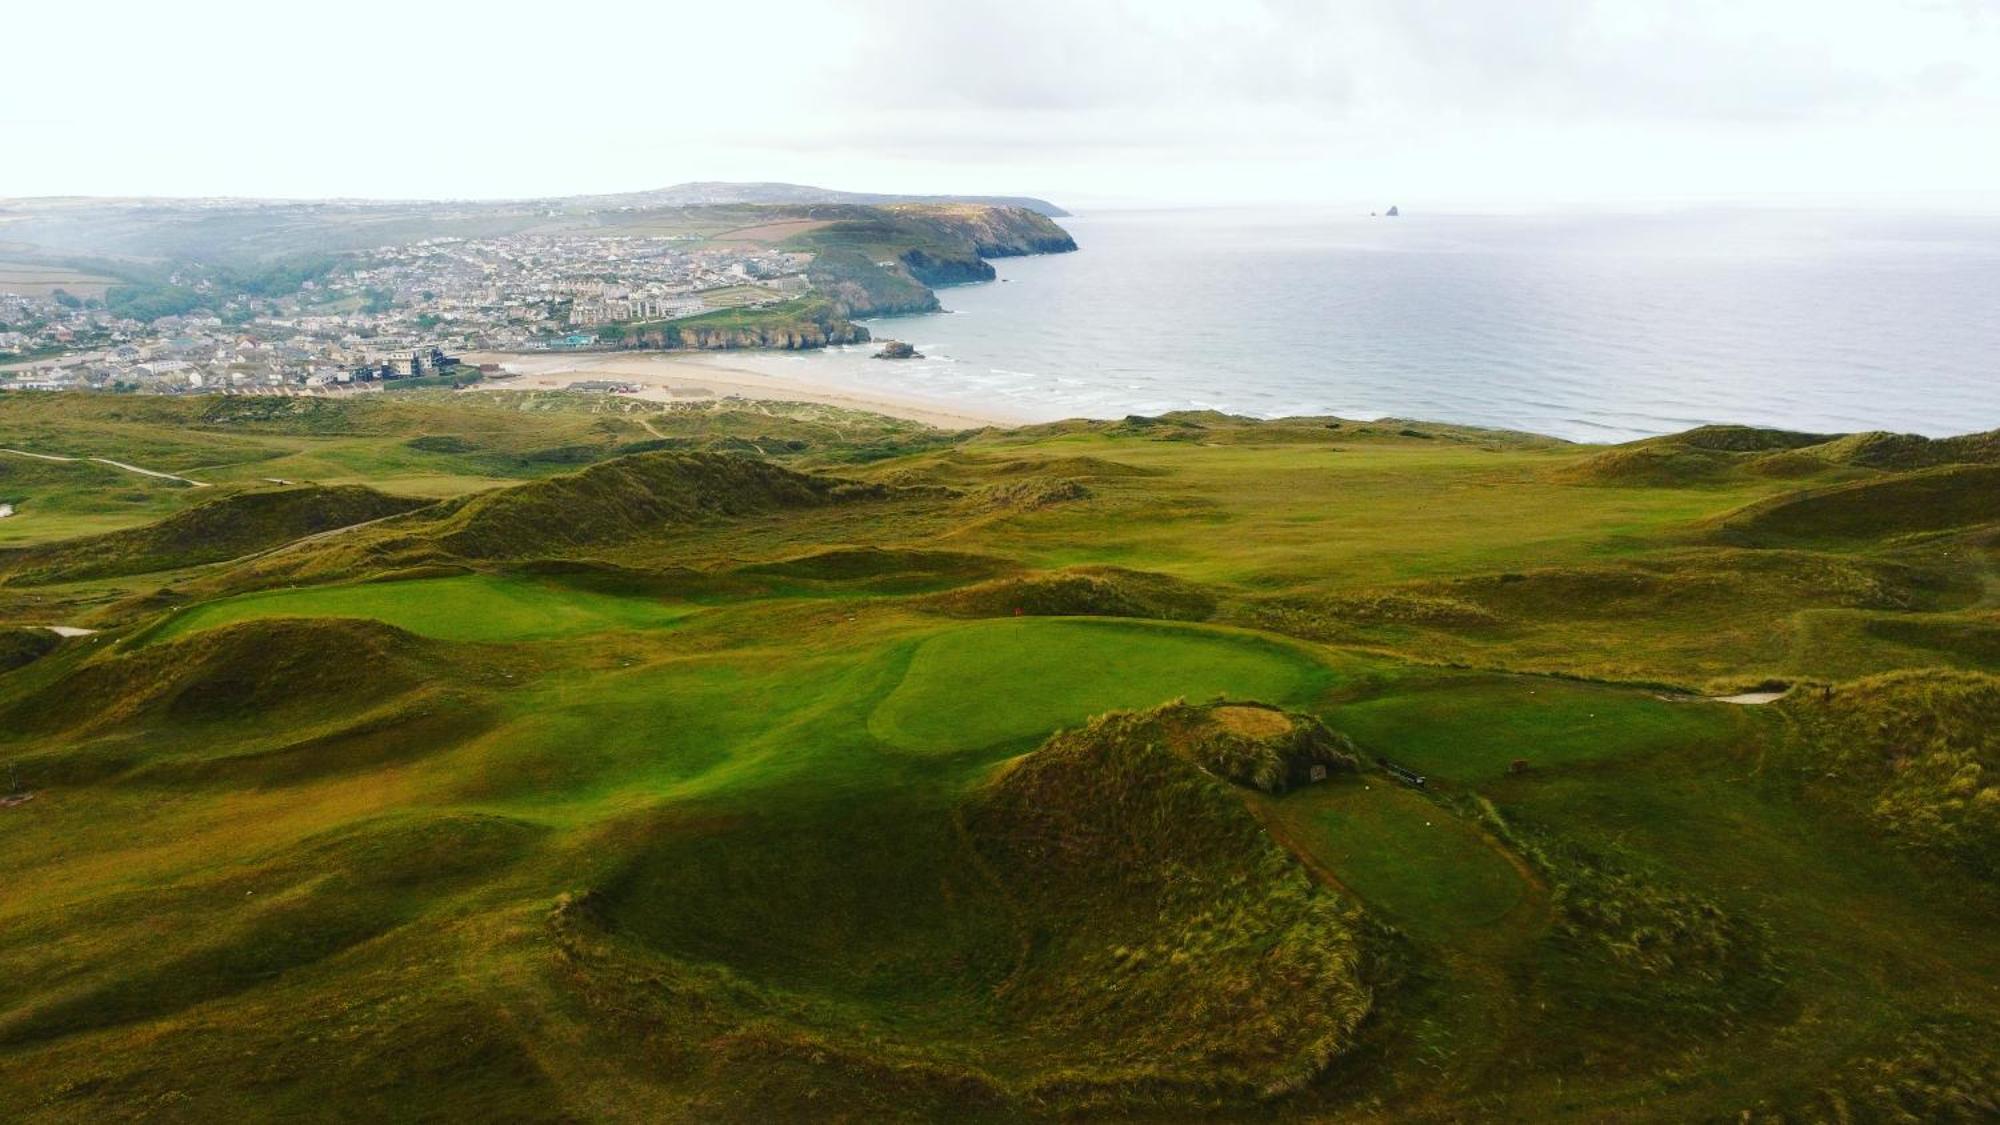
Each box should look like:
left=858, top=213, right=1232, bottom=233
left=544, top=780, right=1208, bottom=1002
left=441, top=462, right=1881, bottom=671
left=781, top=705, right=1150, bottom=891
left=0, top=391, right=1994, bottom=1121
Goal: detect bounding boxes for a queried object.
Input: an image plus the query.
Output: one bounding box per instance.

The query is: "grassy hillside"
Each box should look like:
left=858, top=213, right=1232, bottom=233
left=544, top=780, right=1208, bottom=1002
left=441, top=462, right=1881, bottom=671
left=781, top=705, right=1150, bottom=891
left=0, top=483, right=427, bottom=585
left=0, top=394, right=1996, bottom=1121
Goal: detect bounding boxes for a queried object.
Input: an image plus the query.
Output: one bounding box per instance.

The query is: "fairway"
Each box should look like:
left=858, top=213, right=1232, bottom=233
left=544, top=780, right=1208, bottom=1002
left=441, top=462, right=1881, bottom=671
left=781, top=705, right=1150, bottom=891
left=1333, top=674, right=1757, bottom=782
left=1263, top=783, right=1530, bottom=942
left=146, top=574, right=696, bottom=644
left=869, top=617, right=1323, bottom=752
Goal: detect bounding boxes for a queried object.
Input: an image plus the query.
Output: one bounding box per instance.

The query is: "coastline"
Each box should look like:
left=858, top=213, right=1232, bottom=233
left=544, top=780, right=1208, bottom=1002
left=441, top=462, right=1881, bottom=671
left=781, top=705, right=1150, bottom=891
left=461, top=350, right=1023, bottom=431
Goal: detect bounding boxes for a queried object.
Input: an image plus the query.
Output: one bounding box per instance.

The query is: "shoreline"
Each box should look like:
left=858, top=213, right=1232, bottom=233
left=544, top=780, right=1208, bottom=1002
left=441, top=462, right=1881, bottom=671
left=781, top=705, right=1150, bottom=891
left=461, top=350, right=1023, bottom=431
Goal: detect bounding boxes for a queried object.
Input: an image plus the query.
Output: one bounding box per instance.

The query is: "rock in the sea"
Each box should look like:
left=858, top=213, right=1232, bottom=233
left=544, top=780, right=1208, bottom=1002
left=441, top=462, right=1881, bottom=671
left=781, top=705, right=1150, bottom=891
left=873, top=340, right=923, bottom=359
left=1386, top=205, right=1400, bottom=217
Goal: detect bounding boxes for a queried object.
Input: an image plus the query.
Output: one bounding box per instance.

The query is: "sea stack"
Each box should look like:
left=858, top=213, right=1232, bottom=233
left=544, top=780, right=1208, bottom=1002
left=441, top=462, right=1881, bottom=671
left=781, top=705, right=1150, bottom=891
left=1386, top=205, right=1400, bottom=217
left=873, top=340, right=923, bottom=359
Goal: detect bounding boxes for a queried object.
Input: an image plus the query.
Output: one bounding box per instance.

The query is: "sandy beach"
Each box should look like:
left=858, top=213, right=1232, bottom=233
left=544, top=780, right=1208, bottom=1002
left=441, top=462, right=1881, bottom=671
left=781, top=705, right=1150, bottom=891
left=460, top=351, right=1023, bottom=431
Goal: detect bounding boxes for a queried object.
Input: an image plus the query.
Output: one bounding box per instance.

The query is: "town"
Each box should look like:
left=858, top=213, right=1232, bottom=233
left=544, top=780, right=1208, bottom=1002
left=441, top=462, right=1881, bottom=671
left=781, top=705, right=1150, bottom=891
left=0, top=233, right=816, bottom=394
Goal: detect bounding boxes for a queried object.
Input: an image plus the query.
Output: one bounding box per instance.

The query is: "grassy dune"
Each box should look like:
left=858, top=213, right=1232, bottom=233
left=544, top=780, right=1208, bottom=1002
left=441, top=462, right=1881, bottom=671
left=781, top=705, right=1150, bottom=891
left=0, top=394, right=1996, bottom=1121
left=146, top=574, right=698, bottom=644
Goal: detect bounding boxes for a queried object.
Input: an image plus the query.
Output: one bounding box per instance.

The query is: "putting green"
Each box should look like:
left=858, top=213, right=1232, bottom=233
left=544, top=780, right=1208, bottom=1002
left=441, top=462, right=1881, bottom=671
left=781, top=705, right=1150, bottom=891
left=148, top=574, right=696, bottom=644
left=869, top=617, right=1322, bottom=753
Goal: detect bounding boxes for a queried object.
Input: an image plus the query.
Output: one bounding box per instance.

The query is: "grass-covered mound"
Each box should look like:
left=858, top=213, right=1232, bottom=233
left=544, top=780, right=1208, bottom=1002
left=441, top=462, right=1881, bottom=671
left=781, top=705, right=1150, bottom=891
left=1469, top=799, right=1785, bottom=1048
left=1551, top=442, right=1752, bottom=486
left=418, top=451, right=894, bottom=559
left=1247, top=548, right=1976, bottom=686
left=0, top=618, right=443, bottom=739
left=142, top=573, right=697, bottom=645
left=965, top=476, right=1093, bottom=512
left=1783, top=670, right=2000, bottom=877
left=557, top=704, right=1375, bottom=1116
left=0, top=484, right=427, bottom=585
left=986, top=454, right=1164, bottom=479
left=0, top=616, right=505, bottom=791
left=0, top=810, right=542, bottom=1051
left=1710, top=464, right=2000, bottom=546
left=735, top=546, right=1011, bottom=593
left=960, top=705, right=1376, bottom=1105
left=1152, top=700, right=1360, bottom=794
left=929, top=565, right=1217, bottom=621
left=0, top=626, right=59, bottom=675
left=1805, top=427, right=2000, bottom=470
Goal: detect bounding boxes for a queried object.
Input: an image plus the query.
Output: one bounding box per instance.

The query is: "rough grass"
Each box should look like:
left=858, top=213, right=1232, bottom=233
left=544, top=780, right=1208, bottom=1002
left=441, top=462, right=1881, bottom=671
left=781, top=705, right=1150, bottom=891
left=0, top=627, right=59, bottom=675
left=1710, top=463, right=2000, bottom=546
left=1782, top=669, right=2000, bottom=877
left=0, top=483, right=428, bottom=585
left=1, top=618, right=441, bottom=739
left=145, top=573, right=697, bottom=645
left=928, top=565, right=1217, bottom=621
left=552, top=703, right=1376, bottom=1117
left=960, top=705, right=1376, bottom=1105
left=419, top=450, right=894, bottom=559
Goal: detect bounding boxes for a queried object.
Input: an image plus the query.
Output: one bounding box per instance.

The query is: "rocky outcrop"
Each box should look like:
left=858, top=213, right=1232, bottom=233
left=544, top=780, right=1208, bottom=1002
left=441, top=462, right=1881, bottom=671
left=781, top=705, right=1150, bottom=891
left=613, top=317, right=869, bottom=352
left=898, top=248, right=997, bottom=286
left=671, top=322, right=869, bottom=351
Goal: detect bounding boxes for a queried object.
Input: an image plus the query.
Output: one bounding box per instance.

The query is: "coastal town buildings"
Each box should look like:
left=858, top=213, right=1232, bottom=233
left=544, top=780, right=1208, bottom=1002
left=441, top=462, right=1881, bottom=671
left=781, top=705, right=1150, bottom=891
left=0, top=234, right=814, bottom=394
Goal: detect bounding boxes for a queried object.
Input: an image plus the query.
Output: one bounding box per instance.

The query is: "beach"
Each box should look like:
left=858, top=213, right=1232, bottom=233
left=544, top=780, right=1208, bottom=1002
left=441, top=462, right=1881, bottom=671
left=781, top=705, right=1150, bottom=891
left=461, top=350, right=1022, bottom=431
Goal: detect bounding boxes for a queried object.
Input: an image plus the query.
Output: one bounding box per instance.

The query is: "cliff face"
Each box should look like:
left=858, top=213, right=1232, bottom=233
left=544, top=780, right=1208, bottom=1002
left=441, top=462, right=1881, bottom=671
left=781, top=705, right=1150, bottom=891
left=806, top=248, right=941, bottom=317
left=897, top=248, right=997, bottom=287
left=613, top=312, right=869, bottom=352
left=893, top=204, right=1079, bottom=258
left=675, top=322, right=870, bottom=350
left=607, top=203, right=1074, bottom=353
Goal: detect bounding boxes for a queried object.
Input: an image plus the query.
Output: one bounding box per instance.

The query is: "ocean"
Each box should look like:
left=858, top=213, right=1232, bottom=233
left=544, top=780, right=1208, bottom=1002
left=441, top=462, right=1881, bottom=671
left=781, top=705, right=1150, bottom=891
left=702, top=207, right=2000, bottom=442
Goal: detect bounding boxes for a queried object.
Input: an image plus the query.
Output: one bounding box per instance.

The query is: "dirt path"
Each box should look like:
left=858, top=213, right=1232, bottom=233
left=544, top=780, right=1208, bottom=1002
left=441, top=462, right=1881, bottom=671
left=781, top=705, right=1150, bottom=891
left=209, top=510, right=416, bottom=570
left=0, top=447, right=211, bottom=487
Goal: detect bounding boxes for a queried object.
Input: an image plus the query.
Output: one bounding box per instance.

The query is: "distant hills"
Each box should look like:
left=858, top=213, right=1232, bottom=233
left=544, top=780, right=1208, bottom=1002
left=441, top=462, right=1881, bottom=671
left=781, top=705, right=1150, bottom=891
left=562, top=181, right=1070, bottom=217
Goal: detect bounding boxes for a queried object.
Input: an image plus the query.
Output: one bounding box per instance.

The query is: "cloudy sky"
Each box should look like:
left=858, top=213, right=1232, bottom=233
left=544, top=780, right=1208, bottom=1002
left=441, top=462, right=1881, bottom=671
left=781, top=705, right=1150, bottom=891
left=9, top=0, right=2000, bottom=207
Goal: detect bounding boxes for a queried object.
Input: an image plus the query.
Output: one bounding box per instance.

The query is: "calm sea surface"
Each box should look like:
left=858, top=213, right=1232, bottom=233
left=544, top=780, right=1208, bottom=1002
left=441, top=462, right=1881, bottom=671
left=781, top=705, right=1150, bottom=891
left=713, top=208, right=2000, bottom=441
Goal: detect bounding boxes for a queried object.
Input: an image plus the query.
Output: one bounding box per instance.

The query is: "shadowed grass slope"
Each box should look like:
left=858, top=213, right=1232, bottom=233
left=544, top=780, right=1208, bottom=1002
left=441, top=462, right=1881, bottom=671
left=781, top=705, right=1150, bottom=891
left=1709, top=464, right=2000, bottom=546
left=0, top=484, right=428, bottom=585
left=927, top=565, right=1217, bottom=621
left=1782, top=670, right=2000, bottom=877
left=560, top=702, right=1375, bottom=1117
left=410, top=451, right=900, bottom=559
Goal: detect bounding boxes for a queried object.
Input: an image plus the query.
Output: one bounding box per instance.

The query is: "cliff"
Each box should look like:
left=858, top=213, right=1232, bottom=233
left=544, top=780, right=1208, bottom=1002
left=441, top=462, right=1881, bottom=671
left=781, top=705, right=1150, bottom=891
left=607, top=298, right=869, bottom=352
left=891, top=203, right=1080, bottom=257
left=605, top=202, right=1075, bottom=353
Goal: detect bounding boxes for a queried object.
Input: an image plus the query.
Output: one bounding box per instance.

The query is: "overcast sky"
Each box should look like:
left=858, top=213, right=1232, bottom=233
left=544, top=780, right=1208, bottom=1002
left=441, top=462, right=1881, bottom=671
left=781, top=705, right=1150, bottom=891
left=8, top=0, right=2000, bottom=208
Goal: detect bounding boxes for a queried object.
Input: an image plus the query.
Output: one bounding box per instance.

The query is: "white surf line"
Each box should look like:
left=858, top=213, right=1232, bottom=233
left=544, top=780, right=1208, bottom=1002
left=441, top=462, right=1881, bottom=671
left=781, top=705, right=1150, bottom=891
left=0, top=447, right=210, bottom=487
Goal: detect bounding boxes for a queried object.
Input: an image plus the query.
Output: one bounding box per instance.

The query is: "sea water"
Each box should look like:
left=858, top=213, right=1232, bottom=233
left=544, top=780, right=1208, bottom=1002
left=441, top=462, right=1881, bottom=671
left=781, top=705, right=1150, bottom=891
left=708, top=207, right=2000, bottom=442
